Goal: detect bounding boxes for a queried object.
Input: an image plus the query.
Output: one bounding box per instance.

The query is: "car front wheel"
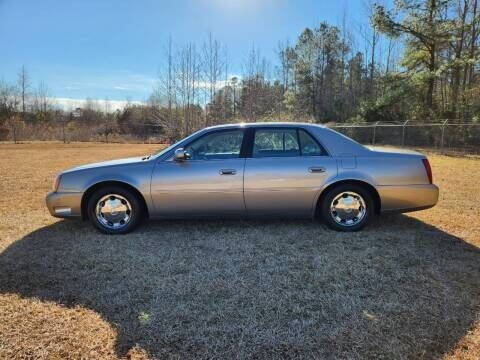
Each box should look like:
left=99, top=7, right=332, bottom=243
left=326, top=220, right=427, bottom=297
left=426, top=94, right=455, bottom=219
left=87, top=186, right=143, bottom=234
left=320, top=184, right=374, bottom=232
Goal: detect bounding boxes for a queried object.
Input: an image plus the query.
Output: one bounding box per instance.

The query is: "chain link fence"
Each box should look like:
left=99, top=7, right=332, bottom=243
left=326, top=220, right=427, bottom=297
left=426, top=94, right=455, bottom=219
left=2, top=119, right=480, bottom=154
left=330, top=121, right=480, bottom=154
left=1, top=119, right=167, bottom=144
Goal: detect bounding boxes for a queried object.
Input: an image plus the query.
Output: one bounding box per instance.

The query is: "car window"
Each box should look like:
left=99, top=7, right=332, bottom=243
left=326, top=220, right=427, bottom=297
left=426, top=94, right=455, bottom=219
left=253, top=129, right=300, bottom=158
left=299, top=129, right=327, bottom=156
left=184, top=130, right=244, bottom=160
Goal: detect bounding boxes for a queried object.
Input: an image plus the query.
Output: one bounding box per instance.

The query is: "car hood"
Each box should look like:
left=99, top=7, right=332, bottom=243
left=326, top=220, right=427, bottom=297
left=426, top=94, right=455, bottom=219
left=63, top=156, right=146, bottom=173
left=366, top=146, right=425, bottom=158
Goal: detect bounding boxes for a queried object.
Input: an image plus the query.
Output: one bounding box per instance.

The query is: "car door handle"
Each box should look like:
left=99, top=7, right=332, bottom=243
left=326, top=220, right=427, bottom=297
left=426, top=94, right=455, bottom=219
left=219, top=169, right=236, bottom=175
left=309, top=166, right=326, bottom=173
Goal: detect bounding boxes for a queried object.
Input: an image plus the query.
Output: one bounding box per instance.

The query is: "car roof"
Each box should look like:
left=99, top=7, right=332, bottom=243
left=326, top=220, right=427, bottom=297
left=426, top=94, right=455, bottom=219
left=204, top=122, right=326, bottom=131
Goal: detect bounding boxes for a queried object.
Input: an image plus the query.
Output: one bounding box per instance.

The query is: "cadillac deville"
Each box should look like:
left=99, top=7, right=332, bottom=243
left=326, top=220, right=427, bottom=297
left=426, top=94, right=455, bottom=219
left=46, top=123, right=439, bottom=234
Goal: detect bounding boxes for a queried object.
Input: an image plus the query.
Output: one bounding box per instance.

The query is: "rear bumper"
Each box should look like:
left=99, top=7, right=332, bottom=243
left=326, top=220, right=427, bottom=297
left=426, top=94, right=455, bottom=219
left=45, top=191, right=83, bottom=218
left=377, top=184, right=439, bottom=213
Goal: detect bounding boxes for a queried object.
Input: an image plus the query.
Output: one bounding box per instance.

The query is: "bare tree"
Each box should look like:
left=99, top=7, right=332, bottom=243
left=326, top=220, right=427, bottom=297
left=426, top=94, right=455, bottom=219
left=223, top=47, right=229, bottom=121
left=385, top=37, right=397, bottom=74
left=17, top=65, right=30, bottom=116
left=177, top=42, right=200, bottom=135
left=0, top=80, right=20, bottom=143
left=277, top=39, right=291, bottom=93
left=230, top=76, right=238, bottom=118
left=242, top=45, right=268, bottom=122
left=152, top=36, right=179, bottom=140
left=339, top=8, right=349, bottom=95
left=103, top=98, right=112, bottom=143
left=365, top=0, right=379, bottom=99
left=33, top=81, right=51, bottom=120
left=202, top=32, right=224, bottom=126
left=165, top=36, right=175, bottom=128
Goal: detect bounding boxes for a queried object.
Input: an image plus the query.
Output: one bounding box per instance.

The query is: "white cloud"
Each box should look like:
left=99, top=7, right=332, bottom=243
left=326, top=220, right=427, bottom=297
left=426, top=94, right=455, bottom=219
left=50, top=97, right=143, bottom=111
left=58, top=72, right=157, bottom=98
left=48, top=73, right=242, bottom=111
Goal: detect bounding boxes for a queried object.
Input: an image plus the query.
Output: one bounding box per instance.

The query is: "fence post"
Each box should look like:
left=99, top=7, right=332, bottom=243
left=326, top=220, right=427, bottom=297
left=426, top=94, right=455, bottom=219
left=372, top=121, right=380, bottom=145
left=61, top=118, right=66, bottom=144
left=402, top=120, right=409, bottom=147
left=12, top=118, right=17, bottom=144
left=440, top=119, right=448, bottom=153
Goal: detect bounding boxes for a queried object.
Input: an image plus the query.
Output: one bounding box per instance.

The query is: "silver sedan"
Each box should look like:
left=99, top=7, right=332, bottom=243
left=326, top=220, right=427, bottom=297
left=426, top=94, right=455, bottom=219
left=46, top=123, right=439, bottom=233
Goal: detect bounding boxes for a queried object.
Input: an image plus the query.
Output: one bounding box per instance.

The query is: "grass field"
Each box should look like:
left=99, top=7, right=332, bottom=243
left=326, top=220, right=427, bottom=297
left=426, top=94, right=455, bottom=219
left=0, top=142, right=479, bottom=359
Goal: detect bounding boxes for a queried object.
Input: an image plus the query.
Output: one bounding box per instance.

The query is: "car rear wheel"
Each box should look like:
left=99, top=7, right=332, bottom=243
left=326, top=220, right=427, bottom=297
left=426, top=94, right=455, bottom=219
left=87, top=186, right=143, bottom=234
left=320, top=184, right=373, bottom=232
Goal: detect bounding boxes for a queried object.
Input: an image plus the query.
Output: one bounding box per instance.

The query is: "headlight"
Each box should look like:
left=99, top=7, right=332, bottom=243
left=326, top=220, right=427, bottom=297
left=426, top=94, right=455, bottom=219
left=52, top=174, right=62, bottom=192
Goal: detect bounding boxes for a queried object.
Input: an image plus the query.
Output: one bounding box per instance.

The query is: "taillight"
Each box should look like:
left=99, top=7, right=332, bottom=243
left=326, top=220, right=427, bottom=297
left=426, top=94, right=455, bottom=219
left=422, top=158, right=433, bottom=184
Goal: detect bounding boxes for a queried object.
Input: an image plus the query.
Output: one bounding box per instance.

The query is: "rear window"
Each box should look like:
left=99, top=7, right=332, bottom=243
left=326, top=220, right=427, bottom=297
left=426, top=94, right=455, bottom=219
left=298, top=129, right=327, bottom=156
left=252, top=128, right=327, bottom=157
left=253, top=129, right=300, bottom=158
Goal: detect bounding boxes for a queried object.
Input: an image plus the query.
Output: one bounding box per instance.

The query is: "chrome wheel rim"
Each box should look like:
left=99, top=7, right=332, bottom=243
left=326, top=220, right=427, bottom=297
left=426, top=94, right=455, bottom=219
left=95, top=194, right=132, bottom=229
left=330, top=191, right=366, bottom=227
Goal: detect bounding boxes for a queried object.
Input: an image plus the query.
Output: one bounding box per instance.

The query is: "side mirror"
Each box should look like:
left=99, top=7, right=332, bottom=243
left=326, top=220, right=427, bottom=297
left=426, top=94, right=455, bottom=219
left=174, top=148, right=190, bottom=161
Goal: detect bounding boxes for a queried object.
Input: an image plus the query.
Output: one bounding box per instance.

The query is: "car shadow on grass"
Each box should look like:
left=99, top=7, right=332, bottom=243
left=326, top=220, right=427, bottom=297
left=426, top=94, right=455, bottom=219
left=0, top=215, right=479, bottom=359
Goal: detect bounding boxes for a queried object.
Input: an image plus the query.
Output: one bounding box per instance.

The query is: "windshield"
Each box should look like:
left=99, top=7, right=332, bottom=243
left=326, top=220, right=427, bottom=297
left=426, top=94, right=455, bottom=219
left=151, top=129, right=204, bottom=158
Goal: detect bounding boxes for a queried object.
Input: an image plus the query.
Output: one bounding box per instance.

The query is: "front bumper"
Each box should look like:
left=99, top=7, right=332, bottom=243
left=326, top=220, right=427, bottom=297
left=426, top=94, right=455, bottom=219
left=45, top=191, right=83, bottom=218
left=377, top=184, right=439, bottom=213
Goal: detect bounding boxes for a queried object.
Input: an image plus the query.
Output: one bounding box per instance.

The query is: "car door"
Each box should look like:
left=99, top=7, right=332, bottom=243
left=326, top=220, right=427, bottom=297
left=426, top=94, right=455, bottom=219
left=151, top=129, right=246, bottom=217
left=244, top=127, right=337, bottom=217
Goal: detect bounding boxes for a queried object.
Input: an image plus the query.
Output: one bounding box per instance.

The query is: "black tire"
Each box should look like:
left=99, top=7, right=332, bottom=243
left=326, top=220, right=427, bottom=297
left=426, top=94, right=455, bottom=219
left=320, top=184, right=374, bottom=232
left=87, top=186, right=143, bottom=234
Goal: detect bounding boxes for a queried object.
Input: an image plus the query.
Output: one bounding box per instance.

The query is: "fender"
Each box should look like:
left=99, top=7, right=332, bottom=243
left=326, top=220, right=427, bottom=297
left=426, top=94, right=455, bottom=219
left=311, top=168, right=378, bottom=218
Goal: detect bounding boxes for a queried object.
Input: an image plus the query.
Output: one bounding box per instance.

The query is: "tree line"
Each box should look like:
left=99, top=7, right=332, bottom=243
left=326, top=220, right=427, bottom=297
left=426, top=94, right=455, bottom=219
left=1, top=0, right=479, bottom=142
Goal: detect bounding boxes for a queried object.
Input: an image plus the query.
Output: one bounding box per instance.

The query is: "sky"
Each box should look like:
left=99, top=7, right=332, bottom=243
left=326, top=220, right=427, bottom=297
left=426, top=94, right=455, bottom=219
left=0, top=0, right=374, bottom=108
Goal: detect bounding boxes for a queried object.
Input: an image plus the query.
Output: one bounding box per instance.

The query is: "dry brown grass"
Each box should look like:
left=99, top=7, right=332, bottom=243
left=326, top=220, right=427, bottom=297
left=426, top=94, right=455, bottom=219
left=0, top=142, right=479, bottom=359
